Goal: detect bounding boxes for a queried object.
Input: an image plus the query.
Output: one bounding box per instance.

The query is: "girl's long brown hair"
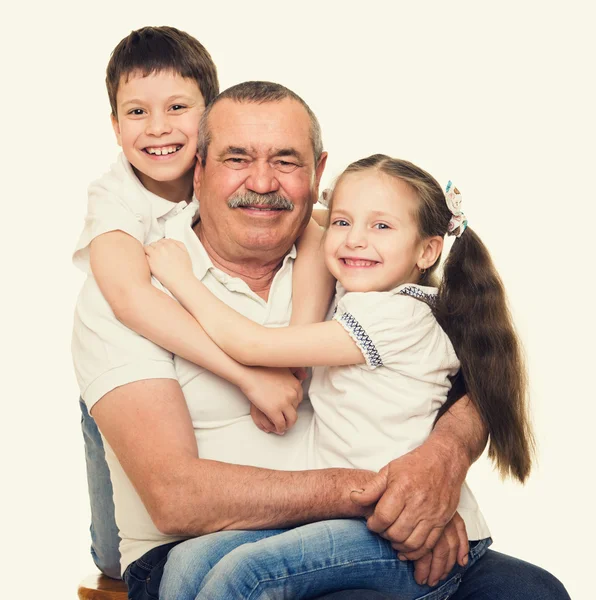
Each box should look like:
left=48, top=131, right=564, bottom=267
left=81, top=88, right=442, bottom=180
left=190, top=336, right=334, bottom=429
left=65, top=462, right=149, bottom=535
left=332, top=154, right=535, bottom=482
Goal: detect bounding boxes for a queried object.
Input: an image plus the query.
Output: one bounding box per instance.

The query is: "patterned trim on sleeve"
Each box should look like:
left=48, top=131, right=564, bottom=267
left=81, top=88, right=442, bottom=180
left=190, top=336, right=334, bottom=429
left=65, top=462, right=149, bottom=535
left=398, top=285, right=438, bottom=307
left=334, top=312, right=383, bottom=369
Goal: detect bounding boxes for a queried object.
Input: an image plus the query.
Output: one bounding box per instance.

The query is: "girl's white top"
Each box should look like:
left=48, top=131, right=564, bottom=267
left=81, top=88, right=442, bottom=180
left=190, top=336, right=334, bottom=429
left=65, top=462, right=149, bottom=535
left=305, top=283, right=490, bottom=540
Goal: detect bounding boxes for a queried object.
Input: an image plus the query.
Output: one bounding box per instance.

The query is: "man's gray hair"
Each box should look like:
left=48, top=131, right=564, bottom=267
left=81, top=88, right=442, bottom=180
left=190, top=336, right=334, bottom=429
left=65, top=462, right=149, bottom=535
left=197, top=81, right=324, bottom=164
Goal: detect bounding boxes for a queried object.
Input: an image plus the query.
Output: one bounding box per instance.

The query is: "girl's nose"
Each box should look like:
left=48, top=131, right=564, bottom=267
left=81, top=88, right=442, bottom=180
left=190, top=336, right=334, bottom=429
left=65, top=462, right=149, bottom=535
left=345, top=228, right=367, bottom=249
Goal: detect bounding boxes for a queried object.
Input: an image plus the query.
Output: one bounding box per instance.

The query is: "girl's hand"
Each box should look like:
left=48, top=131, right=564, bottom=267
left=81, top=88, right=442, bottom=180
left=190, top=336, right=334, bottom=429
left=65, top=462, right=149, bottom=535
left=241, top=366, right=305, bottom=435
left=144, top=239, right=194, bottom=291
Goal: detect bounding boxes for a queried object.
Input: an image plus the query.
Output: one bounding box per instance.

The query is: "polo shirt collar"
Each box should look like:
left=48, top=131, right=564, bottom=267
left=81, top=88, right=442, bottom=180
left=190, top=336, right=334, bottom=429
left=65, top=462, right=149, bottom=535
left=119, top=153, right=190, bottom=220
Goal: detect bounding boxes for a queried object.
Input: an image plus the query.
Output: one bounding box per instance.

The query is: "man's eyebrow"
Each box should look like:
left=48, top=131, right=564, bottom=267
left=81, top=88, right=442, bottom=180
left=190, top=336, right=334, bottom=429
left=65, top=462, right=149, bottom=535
left=219, top=146, right=251, bottom=157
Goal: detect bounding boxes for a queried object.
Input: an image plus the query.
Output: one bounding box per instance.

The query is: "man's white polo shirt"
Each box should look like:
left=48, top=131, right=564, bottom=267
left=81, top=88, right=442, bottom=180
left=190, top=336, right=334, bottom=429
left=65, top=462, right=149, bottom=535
left=72, top=187, right=313, bottom=574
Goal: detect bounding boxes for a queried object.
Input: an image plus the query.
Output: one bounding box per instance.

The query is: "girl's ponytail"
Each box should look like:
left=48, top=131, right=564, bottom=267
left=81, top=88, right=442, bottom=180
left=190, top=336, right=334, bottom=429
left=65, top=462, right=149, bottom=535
left=437, top=228, right=535, bottom=482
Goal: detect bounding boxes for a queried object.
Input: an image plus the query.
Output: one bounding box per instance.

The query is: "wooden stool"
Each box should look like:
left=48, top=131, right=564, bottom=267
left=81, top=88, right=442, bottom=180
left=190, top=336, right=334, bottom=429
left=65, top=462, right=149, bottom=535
left=78, top=574, right=127, bottom=599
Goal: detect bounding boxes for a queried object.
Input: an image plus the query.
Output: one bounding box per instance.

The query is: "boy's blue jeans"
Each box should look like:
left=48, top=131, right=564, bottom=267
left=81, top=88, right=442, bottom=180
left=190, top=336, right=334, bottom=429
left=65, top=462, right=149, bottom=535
left=81, top=399, right=570, bottom=599
left=155, top=522, right=491, bottom=600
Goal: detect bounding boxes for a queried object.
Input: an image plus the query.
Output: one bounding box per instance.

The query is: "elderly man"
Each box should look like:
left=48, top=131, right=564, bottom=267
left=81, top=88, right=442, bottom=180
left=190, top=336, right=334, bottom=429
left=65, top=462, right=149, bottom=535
left=75, top=81, right=569, bottom=599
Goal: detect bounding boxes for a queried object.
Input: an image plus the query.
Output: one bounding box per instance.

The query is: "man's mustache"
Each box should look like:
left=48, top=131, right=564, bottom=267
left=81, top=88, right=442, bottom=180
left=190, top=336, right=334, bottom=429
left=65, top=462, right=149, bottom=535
left=227, top=191, right=294, bottom=211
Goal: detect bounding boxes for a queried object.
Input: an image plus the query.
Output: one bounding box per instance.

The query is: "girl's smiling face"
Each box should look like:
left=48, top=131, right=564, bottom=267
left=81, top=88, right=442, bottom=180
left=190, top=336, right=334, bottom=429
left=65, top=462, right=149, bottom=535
left=324, top=170, right=427, bottom=293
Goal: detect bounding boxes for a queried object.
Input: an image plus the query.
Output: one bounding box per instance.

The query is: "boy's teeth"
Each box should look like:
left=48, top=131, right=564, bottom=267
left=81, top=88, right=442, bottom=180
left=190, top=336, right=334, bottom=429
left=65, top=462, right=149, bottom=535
left=146, top=145, right=181, bottom=155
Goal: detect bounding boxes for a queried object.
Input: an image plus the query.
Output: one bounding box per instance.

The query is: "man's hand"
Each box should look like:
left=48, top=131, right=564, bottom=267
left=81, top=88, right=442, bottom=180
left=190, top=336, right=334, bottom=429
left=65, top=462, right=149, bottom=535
left=351, top=440, right=466, bottom=554
left=241, top=366, right=306, bottom=435
left=402, top=512, right=468, bottom=587
left=144, top=239, right=194, bottom=291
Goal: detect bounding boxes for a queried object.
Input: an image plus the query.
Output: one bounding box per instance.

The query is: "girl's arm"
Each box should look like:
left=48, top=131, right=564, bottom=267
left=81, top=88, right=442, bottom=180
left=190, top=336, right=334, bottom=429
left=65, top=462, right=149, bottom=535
left=290, top=216, right=336, bottom=325
left=145, top=239, right=365, bottom=369
left=90, top=231, right=303, bottom=434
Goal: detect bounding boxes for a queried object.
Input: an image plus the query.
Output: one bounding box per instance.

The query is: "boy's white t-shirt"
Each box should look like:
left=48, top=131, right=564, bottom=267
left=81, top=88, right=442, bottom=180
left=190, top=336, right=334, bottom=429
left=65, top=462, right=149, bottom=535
left=72, top=153, right=192, bottom=408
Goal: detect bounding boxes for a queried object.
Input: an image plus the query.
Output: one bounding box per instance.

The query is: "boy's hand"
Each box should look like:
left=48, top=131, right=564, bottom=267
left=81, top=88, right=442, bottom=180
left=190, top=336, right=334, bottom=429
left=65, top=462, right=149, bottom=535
left=241, top=366, right=304, bottom=435
left=144, top=239, right=194, bottom=291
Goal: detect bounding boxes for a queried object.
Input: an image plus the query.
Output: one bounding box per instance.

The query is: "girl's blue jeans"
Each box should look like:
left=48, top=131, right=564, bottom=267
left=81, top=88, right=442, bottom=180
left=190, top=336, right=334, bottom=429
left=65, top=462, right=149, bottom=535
left=157, top=519, right=492, bottom=600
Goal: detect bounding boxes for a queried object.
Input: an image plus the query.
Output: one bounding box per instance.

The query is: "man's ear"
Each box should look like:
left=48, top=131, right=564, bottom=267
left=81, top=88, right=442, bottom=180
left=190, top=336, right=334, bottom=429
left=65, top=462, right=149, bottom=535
left=111, top=114, right=122, bottom=147
left=313, top=151, right=329, bottom=205
left=418, top=236, right=444, bottom=271
left=193, top=155, right=203, bottom=198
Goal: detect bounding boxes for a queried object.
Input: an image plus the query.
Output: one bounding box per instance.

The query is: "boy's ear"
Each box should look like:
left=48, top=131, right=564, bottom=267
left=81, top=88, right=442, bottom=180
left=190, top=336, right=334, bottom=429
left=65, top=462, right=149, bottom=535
left=111, top=114, right=122, bottom=147
left=418, top=236, right=444, bottom=271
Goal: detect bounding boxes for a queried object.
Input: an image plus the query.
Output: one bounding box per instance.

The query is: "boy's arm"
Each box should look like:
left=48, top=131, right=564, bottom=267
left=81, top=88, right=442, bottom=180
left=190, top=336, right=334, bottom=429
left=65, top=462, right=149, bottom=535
left=290, top=217, right=335, bottom=325
left=312, top=208, right=329, bottom=228
left=90, top=231, right=303, bottom=433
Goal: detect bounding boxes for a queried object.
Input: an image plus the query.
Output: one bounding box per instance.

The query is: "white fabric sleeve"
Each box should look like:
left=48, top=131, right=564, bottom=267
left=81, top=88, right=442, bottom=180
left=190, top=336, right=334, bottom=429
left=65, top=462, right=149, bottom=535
left=72, top=277, right=177, bottom=411
left=73, top=156, right=151, bottom=273
left=333, top=291, right=438, bottom=369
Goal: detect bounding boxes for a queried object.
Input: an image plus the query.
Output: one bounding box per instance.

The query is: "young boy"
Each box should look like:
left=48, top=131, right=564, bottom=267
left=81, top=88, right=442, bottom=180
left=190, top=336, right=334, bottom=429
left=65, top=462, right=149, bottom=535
left=73, top=26, right=333, bottom=579
left=74, top=26, right=333, bottom=434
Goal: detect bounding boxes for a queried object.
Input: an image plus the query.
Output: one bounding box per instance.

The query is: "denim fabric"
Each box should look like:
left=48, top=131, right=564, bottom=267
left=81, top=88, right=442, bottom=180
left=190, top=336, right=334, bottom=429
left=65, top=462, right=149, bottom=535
left=158, top=519, right=490, bottom=600
left=80, top=398, right=122, bottom=579
left=451, top=548, right=570, bottom=600
left=124, top=541, right=182, bottom=600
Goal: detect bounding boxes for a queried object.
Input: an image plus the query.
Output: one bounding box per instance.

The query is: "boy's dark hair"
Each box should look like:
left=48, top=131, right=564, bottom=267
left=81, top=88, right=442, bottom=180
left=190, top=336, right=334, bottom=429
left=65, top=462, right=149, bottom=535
left=106, top=26, right=219, bottom=117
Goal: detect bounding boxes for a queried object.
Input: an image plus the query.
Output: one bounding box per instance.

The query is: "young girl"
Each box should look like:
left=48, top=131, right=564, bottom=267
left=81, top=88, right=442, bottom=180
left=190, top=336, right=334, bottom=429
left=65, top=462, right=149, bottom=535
left=145, top=155, right=534, bottom=600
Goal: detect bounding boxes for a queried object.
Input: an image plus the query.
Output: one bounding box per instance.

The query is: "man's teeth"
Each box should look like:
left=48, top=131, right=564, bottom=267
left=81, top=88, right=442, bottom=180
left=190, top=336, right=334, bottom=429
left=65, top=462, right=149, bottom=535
left=343, top=259, right=377, bottom=267
left=145, top=145, right=181, bottom=155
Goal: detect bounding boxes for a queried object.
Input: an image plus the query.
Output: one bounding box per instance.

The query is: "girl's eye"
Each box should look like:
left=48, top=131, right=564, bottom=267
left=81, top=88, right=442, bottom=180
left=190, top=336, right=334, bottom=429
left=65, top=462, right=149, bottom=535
left=374, top=223, right=390, bottom=230
left=332, top=219, right=350, bottom=227
left=171, top=105, right=186, bottom=111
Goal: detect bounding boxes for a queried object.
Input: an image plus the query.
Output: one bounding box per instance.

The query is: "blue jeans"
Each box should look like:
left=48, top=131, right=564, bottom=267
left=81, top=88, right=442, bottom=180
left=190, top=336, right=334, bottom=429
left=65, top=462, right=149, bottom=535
left=82, top=398, right=570, bottom=599
left=80, top=398, right=121, bottom=579
left=158, top=521, right=491, bottom=600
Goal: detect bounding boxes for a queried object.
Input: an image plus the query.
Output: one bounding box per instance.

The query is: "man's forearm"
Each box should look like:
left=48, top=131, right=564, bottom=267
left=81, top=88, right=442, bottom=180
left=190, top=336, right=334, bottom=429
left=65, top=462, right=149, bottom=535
left=156, top=459, right=374, bottom=536
left=429, top=394, right=488, bottom=475
left=93, top=379, right=375, bottom=539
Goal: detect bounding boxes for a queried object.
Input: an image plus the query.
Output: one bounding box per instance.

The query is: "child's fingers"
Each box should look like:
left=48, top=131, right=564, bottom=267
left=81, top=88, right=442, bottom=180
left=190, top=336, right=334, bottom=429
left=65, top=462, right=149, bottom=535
left=283, top=406, right=298, bottom=430
left=265, top=410, right=286, bottom=435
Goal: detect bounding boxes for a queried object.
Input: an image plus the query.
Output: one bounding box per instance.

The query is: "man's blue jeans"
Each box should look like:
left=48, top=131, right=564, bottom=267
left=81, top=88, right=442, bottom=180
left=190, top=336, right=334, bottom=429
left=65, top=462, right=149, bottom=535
left=80, top=398, right=121, bottom=579
left=156, top=522, right=491, bottom=600
left=81, top=399, right=570, bottom=599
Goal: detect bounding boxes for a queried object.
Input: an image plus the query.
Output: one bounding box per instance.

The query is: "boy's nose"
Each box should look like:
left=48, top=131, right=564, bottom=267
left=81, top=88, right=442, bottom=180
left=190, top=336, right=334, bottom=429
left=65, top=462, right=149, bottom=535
left=245, top=161, right=280, bottom=194
left=146, top=114, right=173, bottom=136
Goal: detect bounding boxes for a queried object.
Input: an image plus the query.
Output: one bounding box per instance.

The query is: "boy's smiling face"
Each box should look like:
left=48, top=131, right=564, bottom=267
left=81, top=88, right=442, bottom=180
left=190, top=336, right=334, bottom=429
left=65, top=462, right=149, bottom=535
left=112, top=70, right=205, bottom=201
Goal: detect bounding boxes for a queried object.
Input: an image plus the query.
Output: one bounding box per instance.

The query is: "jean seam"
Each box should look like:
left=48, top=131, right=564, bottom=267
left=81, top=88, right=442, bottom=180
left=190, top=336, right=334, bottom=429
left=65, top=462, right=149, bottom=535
left=244, top=558, right=429, bottom=599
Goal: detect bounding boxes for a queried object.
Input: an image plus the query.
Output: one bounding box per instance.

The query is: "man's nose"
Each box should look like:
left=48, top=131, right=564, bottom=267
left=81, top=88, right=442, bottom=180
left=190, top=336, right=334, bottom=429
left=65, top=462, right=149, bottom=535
left=245, top=161, right=280, bottom=194
left=145, top=113, right=172, bottom=137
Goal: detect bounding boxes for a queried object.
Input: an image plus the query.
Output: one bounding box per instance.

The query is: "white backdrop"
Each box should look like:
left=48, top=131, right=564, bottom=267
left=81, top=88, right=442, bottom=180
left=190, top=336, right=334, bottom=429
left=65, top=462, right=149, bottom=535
left=1, top=1, right=594, bottom=598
